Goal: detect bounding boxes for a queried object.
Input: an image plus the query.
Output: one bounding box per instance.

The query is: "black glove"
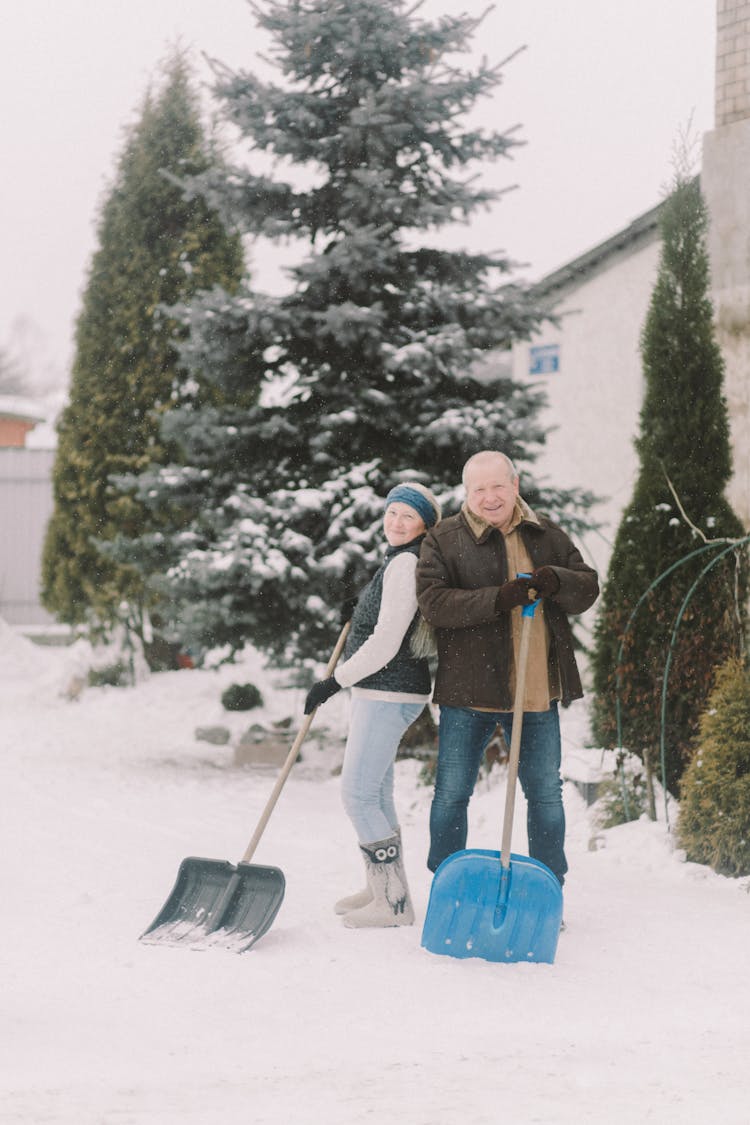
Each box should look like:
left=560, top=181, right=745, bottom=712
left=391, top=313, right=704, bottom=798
left=530, top=566, right=560, bottom=598
left=495, top=576, right=535, bottom=613
left=304, top=676, right=342, bottom=714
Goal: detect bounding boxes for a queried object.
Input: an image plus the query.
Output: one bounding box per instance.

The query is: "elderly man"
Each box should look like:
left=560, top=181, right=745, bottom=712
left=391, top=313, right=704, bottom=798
left=416, top=450, right=599, bottom=885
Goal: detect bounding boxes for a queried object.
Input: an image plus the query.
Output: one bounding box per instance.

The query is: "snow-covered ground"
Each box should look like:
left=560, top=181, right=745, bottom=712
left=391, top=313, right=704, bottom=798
left=3, top=623, right=750, bottom=1125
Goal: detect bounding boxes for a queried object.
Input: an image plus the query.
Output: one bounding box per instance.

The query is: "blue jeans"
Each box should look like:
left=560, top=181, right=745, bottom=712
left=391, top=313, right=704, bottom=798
left=428, top=703, right=567, bottom=884
left=341, top=697, right=425, bottom=844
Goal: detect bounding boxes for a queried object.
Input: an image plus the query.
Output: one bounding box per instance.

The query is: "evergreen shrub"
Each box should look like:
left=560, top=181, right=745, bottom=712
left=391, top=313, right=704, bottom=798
left=677, top=659, right=750, bottom=877
left=221, top=683, right=264, bottom=712
left=88, top=662, right=130, bottom=688
left=590, top=171, right=747, bottom=793
left=397, top=707, right=437, bottom=761
left=417, top=723, right=505, bottom=787
left=41, top=52, right=243, bottom=642
left=594, top=756, right=648, bottom=829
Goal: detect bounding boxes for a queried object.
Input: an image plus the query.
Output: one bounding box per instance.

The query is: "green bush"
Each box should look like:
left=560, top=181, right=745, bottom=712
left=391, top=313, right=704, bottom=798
left=677, top=659, right=750, bottom=877
left=589, top=174, right=747, bottom=796
left=398, top=707, right=438, bottom=762
left=417, top=722, right=504, bottom=788
left=594, top=755, right=648, bottom=829
left=88, top=661, right=130, bottom=688
left=221, top=682, right=264, bottom=712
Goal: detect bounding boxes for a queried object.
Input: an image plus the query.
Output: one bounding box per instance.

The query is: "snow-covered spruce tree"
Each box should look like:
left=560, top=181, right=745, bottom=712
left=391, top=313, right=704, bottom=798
left=677, top=658, right=750, bottom=877
left=591, top=172, right=747, bottom=795
left=123, top=0, right=593, bottom=665
left=41, top=53, right=244, bottom=645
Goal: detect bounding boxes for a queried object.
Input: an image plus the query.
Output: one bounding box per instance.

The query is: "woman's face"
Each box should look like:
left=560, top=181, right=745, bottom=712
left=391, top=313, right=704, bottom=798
left=383, top=501, right=427, bottom=547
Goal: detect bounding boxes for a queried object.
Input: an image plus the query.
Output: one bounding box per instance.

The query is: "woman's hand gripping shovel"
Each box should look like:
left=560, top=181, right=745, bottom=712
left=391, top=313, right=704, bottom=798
left=139, top=623, right=351, bottom=953
left=421, top=593, right=563, bottom=963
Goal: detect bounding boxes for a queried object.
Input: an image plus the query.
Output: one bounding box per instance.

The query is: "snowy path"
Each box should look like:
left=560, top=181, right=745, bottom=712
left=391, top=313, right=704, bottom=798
left=2, top=645, right=750, bottom=1124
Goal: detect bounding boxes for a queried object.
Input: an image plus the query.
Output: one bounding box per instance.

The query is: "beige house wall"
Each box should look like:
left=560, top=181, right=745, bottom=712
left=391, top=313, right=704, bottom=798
left=511, top=237, right=661, bottom=577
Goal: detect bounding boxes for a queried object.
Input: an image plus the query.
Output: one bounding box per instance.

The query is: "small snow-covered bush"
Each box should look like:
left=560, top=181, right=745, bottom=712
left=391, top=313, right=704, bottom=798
left=398, top=707, right=437, bottom=762
left=595, top=775, right=648, bottom=829
left=594, top=751, right=649, bottom=828
left=677, top=659, right=750, bottom=877
left=221, top=682, right=264, bottom=712
left=88, top=661, right=130, bottom=688
left=417, top=720, right=504, bottom=787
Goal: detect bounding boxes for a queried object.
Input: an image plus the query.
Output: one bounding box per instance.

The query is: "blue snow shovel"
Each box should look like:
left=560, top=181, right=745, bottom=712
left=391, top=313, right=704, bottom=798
left=421, top=596, right=563, bottom=963
left=139, top=623, right=350, bottom=953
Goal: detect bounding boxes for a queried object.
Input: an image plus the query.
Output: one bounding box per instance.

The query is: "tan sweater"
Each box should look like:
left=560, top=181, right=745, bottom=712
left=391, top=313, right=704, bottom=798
left=464, top=499, right=560, bottom=712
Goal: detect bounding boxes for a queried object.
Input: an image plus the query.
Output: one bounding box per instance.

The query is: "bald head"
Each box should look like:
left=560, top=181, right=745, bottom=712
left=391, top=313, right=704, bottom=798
left=462, top=451, right=518, bottom=488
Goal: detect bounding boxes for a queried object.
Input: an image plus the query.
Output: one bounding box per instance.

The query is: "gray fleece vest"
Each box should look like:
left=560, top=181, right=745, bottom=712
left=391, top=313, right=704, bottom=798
left=344, top=539, right=430, bottom=695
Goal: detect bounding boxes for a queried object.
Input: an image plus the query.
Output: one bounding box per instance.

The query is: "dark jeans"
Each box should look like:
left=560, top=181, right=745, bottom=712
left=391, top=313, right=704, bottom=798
left=427, top=703, right=567, bottom=885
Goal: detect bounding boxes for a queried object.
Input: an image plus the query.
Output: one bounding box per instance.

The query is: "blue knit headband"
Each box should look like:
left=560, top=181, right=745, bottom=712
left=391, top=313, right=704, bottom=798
left=385, top=485, right=438, bottom=528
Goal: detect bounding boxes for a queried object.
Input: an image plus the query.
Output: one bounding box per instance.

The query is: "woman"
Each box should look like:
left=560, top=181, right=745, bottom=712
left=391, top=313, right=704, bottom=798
left=304, top=482, right=441, bottom=928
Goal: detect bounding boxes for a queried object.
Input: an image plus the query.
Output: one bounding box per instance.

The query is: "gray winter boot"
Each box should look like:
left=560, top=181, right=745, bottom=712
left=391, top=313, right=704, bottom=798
left=333, top=874, right=372, bottom=916
left=334, top=828, right=401, bottom=915
left=342, top=834, right=414, bottom=928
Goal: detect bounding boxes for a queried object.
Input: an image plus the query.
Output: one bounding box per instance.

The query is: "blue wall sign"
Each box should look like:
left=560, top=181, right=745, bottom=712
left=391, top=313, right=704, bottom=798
left=529, top=344, right=560, bottom=375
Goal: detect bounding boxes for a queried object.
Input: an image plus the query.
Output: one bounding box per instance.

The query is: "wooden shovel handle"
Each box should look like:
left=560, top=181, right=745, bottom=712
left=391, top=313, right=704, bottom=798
left=240, top=621, right=351, bottom=864
left=499, top=604, right=536, bottom=870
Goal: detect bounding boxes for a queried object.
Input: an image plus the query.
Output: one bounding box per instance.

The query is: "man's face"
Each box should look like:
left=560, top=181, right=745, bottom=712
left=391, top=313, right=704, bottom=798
left=464, top=456, right=519, bottom=531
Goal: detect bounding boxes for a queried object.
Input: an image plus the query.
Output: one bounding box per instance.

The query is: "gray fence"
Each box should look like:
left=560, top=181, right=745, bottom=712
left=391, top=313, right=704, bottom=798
left=0, top=449, right=55, bottom=626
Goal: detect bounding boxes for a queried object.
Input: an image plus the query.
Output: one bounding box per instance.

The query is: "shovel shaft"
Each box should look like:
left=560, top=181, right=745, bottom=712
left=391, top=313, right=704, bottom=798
left=239, top=621, right=351, bottom=864
left=500, top=607, right=535, bottom=870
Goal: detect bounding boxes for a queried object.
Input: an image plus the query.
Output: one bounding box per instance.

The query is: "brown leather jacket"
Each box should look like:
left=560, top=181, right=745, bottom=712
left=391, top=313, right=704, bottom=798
left=416, top=508, right=599, bottom=710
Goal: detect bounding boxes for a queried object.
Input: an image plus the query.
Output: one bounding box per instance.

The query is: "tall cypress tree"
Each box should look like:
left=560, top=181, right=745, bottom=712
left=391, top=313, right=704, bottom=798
left=591, top=171, right=747, bottom=793
left=122, top=0, right=593, bottom=664
left=41, top=53, right=244, bottom=640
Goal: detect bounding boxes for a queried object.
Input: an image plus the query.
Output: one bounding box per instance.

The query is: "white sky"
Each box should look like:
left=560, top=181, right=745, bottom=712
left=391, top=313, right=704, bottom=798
left=1, top=0, right=716, bottom=390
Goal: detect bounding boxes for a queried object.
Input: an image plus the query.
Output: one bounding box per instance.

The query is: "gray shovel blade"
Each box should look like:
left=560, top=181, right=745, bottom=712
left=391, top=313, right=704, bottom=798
left=205, top=861, right=286, bottom=952
left=139, top=857, right=285, bottom=952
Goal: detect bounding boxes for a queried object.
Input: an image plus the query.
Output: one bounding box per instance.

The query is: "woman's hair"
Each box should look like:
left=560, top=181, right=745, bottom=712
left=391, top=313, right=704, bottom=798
left=410, top=613, right=438, bottom=659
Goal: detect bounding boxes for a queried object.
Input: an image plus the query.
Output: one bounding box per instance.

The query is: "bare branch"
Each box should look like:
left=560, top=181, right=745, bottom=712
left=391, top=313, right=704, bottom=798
left=662, top=464, right=745, bottom=546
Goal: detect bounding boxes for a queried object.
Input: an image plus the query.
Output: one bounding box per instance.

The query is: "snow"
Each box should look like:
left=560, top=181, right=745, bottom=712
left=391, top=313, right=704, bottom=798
left=3, top=625, right=750, bottom=1124
left=0, top=394, right=44, bottom=422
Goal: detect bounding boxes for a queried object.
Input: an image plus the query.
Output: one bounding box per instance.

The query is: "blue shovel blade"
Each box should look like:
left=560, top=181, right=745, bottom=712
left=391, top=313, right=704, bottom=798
left=421, top=849, right=563, bottom=963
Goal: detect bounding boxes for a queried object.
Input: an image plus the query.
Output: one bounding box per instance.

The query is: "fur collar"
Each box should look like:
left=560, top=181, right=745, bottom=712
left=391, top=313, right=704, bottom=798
left=461, top=496, right=540, bottom=542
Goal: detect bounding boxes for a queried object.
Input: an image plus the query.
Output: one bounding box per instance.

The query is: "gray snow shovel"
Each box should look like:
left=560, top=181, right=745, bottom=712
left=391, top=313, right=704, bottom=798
left=139, top=622, right=350, bottom=953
